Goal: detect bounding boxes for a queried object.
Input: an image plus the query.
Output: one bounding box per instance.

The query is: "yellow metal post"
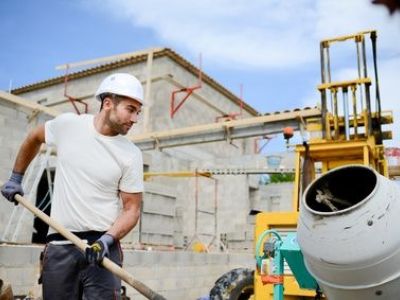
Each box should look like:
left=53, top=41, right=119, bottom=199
left=351, top=85, right=358, bottom=138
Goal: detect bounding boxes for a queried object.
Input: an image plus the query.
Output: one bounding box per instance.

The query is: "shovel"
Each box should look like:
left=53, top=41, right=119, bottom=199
left=5, top=190, right=167, bottom=300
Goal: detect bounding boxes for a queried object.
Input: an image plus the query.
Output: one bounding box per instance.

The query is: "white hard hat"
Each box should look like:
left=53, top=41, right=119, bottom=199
left=95, top=73, right=144, bottom=105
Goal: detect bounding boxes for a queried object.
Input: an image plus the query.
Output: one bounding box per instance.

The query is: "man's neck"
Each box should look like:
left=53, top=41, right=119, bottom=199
left=93, top=114, right=118, bottom=136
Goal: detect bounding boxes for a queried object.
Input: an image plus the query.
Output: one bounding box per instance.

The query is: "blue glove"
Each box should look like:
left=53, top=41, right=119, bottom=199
left=85, top=234, right=115, bottom=265
left=1, top=172, right=24, bottom=205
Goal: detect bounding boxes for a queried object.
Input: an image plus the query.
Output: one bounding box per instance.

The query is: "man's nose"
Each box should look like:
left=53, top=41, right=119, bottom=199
left=130, top=113, right=138, bottom=123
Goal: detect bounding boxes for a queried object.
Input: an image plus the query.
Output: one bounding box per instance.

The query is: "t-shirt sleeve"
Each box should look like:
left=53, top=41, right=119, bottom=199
left=119, top=147, right=144, bottom=193
left=45, top=113, right=76, bottom=146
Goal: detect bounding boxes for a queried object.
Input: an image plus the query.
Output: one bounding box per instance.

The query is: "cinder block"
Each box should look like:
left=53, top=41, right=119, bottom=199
left=246, top=214, right=257, bottom=224
left=6, top=119, right=29, bottom=132
left=0, top=115, right=6, bottom=126
left=226, top=231, right=246, bottom=241
left=140, top=233, right=173, bottom=245
left=0, top=103, right=18, bottom=118
left=173, top=251, right=194, bottom=265
left=121, top=229, right=139, bottom=245
left=1, top=266, right=39, bottom=292
left=227, top=240, right=254, bottom=252
left=0, top=146, right=14, bottom=161
left=143, top=192, right=175, bottom=216
left=123, top=249, right=156, bottom=267
left=245, top=229, right=254, bottom=240
left=141, top=214, right=174, bottom=235
left=0, top=245, right=42, bottom=267
left=144, top=181, right=176, bottom=198
left=158, top=277, right=178, bottom=290
left=173, top=233, right=184, bottom=248
left=126, top=266, right=156, bottom=280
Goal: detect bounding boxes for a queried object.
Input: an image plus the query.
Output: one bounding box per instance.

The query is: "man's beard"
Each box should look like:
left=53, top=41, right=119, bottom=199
left=107, top=113, right=131, bottom=135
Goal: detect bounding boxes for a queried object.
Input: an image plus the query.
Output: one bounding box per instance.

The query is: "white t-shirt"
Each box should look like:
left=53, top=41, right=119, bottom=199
left=45, top=113, right=143, bottom=233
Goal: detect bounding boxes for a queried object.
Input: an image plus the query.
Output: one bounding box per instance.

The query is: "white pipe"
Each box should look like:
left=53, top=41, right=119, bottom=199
left=298, top=165, right=400, bottom=300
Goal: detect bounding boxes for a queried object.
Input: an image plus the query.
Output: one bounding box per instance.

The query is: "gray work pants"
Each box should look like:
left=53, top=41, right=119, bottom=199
left=42, top=242, right=123, bottom=300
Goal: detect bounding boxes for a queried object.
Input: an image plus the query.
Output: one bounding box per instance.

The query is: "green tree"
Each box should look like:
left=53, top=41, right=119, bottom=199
left=269, top=173, right=295, bottom=183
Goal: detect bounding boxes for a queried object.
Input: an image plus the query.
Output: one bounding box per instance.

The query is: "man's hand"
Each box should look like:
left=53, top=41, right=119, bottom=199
left=85, top=234, right=115, bottom=265
left=1, top=172, right=24, bottom=205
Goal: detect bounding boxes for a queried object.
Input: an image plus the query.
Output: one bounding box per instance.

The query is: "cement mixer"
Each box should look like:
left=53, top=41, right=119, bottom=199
left=298, top=164, right=400, bottom=299
left=209, top=30, right=397, bottom=300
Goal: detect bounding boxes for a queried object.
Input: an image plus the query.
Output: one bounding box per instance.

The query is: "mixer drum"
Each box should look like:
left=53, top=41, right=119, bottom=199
left=297, top=165, right=400, bottom=300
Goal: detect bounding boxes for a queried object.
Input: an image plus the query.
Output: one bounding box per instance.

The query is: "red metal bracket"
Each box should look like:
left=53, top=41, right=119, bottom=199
left=170, top=54, right=202, bottom=118
left=254, top=135, right=274, bottom=153
left=215, top=84, right=244, bottom=122
left=64, top=65, right=88, bottom=115
left=261, top=274, right=284, bottom=285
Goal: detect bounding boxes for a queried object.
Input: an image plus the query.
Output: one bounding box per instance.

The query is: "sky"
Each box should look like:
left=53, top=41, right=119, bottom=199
left=0, top=0, right=399, bottom=152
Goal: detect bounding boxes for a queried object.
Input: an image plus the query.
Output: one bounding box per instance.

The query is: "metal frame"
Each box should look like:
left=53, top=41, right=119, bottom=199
left=132, top=108, right=321, bottom=150
left=170, top=54, right=202, bottom=118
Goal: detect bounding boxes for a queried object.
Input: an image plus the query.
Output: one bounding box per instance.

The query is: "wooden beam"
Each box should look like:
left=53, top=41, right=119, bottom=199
left=55, top=48, right=164, bottom=70
left=143, top=50, right=154, bottom=132
left=0, top=91, right=60, bottom=117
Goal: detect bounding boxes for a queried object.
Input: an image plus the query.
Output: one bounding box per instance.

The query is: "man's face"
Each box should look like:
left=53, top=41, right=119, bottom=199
left=105, top=96, right=142, bottom=135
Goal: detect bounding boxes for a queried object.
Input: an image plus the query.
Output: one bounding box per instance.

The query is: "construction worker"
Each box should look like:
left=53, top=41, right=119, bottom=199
left=1, top=73, right=144, bottom=299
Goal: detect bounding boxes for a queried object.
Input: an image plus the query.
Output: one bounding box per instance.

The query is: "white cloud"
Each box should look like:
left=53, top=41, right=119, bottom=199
left=315, top=1, right=400, bottom=50
left=379, top=57, right=400, bottom=146
left=84, top=0, right=400, bottom=71
left=82, top=0, right=318, bottom=68
left=83, top=0, right=400, bottom=144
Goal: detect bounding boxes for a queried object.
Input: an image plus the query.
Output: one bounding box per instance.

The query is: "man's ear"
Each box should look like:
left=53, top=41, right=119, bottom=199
left=102, top=97, right=113, bottom=110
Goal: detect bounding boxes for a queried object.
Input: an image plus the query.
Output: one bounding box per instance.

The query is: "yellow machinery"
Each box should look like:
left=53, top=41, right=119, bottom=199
left=253, top=30, right=393, bottom=299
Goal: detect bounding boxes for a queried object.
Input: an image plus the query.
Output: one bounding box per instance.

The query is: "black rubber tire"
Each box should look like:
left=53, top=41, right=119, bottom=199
left=209, top=268, right=254, bottom=300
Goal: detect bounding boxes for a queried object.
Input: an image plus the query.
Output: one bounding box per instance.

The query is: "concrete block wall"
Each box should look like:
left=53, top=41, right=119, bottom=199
left=225, top=228, right=254, bottom=252
left=129, top=56, right=257, bottom=246
left=0, top=244, right=254, bottom=299
left=0, top=110, right=293, bottom=252
left=183, top=175, right=218, bottom=237
left=147, top=78, right=251, bottom=158
left=0, top=245, right=42, bottom=297
left=143, top=147, right=258, bottom=247
left=124, top=250, right=253, bottom=300
left=3, top=53, right=264, bottom=253
left=10, top=152, right=57, bottom=243
left=225, top=214, right=255, bottom=253
left=101, top=181, right=179, bottom=247
left=140, top=190, right=176, bottom=246
left=0, top=100, right=52, bottom=242
left=253, top=182, right=294, bottom=212
left=0, top=101, right=31, bottom=181
left=152, top=56, right=254, bottom=125
left=187, top=154, right=269, bottom=236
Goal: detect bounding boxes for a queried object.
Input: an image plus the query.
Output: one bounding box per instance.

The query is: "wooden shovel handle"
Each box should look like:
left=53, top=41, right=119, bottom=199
left=11, top=193, right=166, bottom=300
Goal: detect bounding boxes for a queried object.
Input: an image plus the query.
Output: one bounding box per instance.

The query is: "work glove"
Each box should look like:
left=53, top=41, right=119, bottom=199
left=85, top=234, right=115, bottom=265
left=1, top=171, right=24, bottom=205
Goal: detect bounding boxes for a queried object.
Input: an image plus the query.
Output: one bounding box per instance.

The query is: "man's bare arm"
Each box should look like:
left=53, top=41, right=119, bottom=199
left=107, top=191, right=142, bottom=240
left=13, top=124, right=46, bottom=174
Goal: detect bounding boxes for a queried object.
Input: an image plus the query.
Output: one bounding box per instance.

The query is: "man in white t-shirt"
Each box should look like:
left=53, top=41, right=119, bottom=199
left=1, top=73, right=144, bottom=299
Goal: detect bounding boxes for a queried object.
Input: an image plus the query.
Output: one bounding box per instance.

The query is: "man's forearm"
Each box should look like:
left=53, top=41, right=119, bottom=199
left=14, top=139, right=42, bottom=174
left=13, top=126, right=45, bottom=174
left=107, top=207, right=141, bottom=240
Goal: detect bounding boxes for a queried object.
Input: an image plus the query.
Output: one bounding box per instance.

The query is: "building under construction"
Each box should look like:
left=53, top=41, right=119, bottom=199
left=0, top=48, right=318, bottom=299
left=2, top=30, right=399, bottom=299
